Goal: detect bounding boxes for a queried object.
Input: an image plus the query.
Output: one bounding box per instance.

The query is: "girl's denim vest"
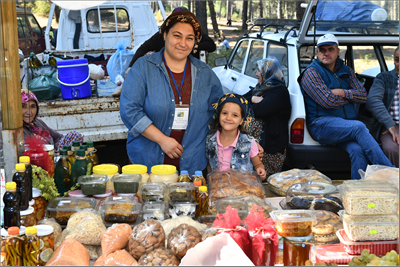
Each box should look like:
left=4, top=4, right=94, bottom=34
left=206, top=131, right=254, bottom=172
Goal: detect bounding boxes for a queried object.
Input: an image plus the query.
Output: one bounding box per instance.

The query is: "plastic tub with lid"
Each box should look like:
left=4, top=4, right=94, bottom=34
left=34, top=225, right=54, bottom=265
left=20, top=207, right=36, bottom=227
left=47, top=197, right=96, bottom=225
left=149, top=165, right=178, bottom=183
left=100, top=195, right=141, bottom=225
left=142, top=201, right=168, bottom=221
left=122, top=164, right=149, bottom=182
left=111, top=174, right=142, bottom=194
left=339, top=180, right=398, bottom=215
left=68, top=190, right=86, bottom=198
left=270, top=210, right=317, bottom=237
left=93, top=189, right=113, bottom=207
left=77, top=174, right=109, bottom=195
left=167, top=182, right=195, bottom=202
left=216, top=198, right=248, bottom=220
left=139, top=182, right=166, bottom=202
left=93, top=164, right=119, bottom=192
left=169, top=201, right=197, bottom=218
left=311, top=244, right=354, bottom=265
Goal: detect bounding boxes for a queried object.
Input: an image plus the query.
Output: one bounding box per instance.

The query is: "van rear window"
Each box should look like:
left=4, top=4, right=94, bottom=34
left=86, top=8, right=130, bottom=33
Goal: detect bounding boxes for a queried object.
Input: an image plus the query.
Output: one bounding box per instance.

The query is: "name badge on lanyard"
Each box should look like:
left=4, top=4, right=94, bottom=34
left=163, top=54, right=190, bottom=130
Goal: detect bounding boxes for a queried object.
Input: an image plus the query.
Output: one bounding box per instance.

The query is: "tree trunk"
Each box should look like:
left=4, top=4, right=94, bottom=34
left=219, top=0, right=224, bottom=18
left=195, top=1, right=208, bottom=35
left=284, top=1, right=288, bottom=19
left=277, top=0, right=282, bottom=19
left=187, top=1, right=191, bottom=12
left=258, top=0, right=263, bottom=18
left=248, top=0, right=253, bottom=21
left=296, top=1, right=305, bottom=21
left=242, top=0, right=248, bottom=30
left=54, top=6, right=60, bottom=23
left=226, top=0, right=232, bottom=21
left=208, top=1, right=220, bottom=38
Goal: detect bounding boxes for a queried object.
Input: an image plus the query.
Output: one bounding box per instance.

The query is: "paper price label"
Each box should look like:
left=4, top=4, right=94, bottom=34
left=61, top=200, right=71, bottom=204
left=368, top=203, right=375, bottom=209
left=370, top=230, right=377, bottom=235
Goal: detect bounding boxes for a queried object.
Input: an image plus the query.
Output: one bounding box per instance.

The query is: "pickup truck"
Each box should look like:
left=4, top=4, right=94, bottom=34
left=21, top=1, right=165, bottom=144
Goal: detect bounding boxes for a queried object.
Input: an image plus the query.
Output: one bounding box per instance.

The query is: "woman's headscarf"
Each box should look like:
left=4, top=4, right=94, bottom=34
left=21, top=89, right=39, bottom=122
left=159, top=10, right=202, bottom=53
left=212, top=93, right=254, bottom=128
left=253, top=57, right=285, bottom=96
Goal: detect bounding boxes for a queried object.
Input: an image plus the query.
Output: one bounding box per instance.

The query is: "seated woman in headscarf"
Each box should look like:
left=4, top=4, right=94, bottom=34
left=0, top=90, right=83, bottom=151
left=243, top=58, right=292, bottom=178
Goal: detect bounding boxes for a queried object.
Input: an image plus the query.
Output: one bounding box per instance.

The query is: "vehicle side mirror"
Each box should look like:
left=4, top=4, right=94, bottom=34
left=214, top=57, right=228, bottom=67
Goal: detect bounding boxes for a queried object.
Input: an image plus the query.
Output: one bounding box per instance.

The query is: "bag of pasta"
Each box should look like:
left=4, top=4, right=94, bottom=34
left=212, top=205, right=251, bottom=259
left=243, top=205, right=278, bottom=266
left=83, top=245, right=102, bottom=260
left=64, top=209, right=107, bottom=245
left=167, top=224, right=201, bottom=259
left=128, top=220, right=165, bottom=260
left=101, top=224, right=132, bottom=256
left=362, top=165, right=399, bottom=182
left=38, top=217, right=62, bottom=246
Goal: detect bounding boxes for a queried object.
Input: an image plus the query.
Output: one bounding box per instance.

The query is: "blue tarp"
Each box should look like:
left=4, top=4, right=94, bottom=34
left=315, top=1, right=384, bottom=21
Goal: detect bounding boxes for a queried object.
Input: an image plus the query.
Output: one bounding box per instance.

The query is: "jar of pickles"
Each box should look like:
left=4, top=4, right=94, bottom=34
left=44, top=145, right=55, bottom=177
left=93, top=164, right=119, bottom=192
left=35, top=225, right=54, bottom=266
left=5, top=227, right=23, bottom=266
left=23, top=227, right=40, bottom=266
left=32, top=188, right=47, bottom=222
left=1, top=229, right=6, bottom=266
left=20, top=207, right=36, bottom=227
left=149, top=165, right=178, bottom=183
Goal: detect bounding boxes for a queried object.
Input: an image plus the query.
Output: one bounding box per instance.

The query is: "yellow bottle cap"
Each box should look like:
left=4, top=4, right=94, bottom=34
left=199, top=186, right=208, bottom=192
left=15, top=163, right=25, bottom=171
left=25, top=227, right=37, bottom=235
left=19, top=156, right=30, bottom=163
left=6, top=182, right=17, bottom=190
left=93, top=164, right=119, bottom=175
left=122, top=164, right=148, bottom=174
left=151, top=165, right=176, bottom=175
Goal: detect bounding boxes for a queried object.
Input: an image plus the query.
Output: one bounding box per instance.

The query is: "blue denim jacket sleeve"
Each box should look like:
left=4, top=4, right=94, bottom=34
left=120, top=59, right=153, bottom=138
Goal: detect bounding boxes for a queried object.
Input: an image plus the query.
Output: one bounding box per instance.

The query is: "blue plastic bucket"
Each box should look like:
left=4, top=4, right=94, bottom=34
left=57, top=58, right=91, bottom=99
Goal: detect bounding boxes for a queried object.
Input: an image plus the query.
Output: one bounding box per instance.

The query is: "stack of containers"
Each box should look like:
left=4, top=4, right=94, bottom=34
left=121, top=164, right=149, bottom=200
left=76, top=175, right=113, bottom=207
left=337, top=180, right=399, bottom=256
left=167, top=182, right=197, bottom=219
left=139, top=182, right=168, bottom=221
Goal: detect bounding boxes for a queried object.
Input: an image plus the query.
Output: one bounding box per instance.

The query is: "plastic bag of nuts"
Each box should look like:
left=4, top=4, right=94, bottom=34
left=167, top=223, right=201, bottom=259
left=201, top=228, right=218, bottom=242
left=128, top=219, right=166, bottom=260
left=138, top=247, right=179, bottom=266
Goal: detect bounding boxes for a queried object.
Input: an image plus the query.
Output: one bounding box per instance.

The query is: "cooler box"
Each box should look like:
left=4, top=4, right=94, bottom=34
left=57, top=58, right=91, bottom=99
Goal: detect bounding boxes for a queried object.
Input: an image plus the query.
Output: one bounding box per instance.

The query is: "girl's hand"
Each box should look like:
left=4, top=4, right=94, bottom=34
left=256, top=167, right=267, bottom=180
left=159, top=136, right=183, bottom=159
left=251, top=96, right=263, bottom=103
left=256, top=142, right=264, bottom=160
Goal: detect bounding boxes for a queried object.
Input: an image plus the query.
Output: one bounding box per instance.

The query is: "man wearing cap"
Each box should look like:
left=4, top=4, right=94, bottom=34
left=299, top=33, right=394, bottom=179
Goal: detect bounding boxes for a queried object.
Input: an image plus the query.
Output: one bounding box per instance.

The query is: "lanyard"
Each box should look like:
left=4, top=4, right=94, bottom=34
left=163, top=54, right=188, bottom=106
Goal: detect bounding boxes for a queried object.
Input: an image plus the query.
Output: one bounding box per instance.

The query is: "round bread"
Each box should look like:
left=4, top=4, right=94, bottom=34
left=312, top=224, right=334, bottom=236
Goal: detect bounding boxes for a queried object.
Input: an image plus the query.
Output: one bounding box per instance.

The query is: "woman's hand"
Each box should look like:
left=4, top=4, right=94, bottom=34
left=256, top=167, right=267, bottom=180
left=159, top=136, right=183, bottom=159
left=251, top=96, right=263, bottom=103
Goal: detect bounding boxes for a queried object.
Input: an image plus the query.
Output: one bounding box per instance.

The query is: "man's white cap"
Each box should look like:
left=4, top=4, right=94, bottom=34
left=317, top=34, right=339, bottom=47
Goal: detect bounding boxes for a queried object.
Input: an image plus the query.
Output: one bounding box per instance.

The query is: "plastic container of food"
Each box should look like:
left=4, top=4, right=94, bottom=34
left=336, top=229, right=399, bottom=255
left=35, top=225, right=54, bottom=265
left=197, top=215, right=217, bottom=227
left=270, top=210, right=317, bottom=237
left=169, top=201, right=198, bottom=218
left=93, top=189, right=113, bottom=208
left=342, top=212, right=399, bottom=241
left=122, top=164, right=149, bottom=182
left=339, top=180, right=399, bottom=215
left=216, top=198, right=248, bottom=220
left=149, top=165, right=178, bottom=183
left=47, top=197, right=96, bottom=225
left=32, top=188, right=47, bottom=221
left=311, top=244, right=354, bottom=265
left=100, top=195, right=141, bottom=224
left=93, top=164, right=119, bottom=192
left=111, top=174, right=142, bottom=194
left=20, top=207, right=36, bottom=227
left=68, top=190, right=86, bottom=198
left=310, top=210, right=342, bottom=244
left=78, top=175, right=109, bottom=196
left=167, top=182, right=195, bottom=202
left=139, top=182, right=166, bottom=202
left=142, top=202, right=167, bottom=221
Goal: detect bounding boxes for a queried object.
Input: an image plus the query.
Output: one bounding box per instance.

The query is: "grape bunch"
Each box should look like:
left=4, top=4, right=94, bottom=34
left=349, top=249, right=399, bottom=266
left=305, top=260, right=338, bottom=266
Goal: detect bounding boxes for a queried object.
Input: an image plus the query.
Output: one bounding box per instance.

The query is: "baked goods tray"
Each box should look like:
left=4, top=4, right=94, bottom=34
left=266, top=181, right=287, bottom=196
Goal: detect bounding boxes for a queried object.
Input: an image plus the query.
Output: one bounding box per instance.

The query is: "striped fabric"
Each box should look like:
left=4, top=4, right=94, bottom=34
left=389, top=77, right=399, bottom=125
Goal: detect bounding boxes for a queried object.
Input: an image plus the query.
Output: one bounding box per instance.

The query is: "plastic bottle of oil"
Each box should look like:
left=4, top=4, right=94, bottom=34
left=86, top=142, right=99, bottom=173
left=196, top=186, right=209, bottom=218
left=54, top=149, right=72, bottom=196
left=71, top=149, right=88, bottom=188
left=193, top=171, right=206, bottom=186
left=48, top=53, right=57, bottom=66
left=28, top=51, right=43, bottom=67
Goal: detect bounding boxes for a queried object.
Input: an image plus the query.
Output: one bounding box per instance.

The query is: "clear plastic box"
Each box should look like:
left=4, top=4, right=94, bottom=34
left=77, top=175, right=109, bottom=195
left=111, top=174, right=142, bottom=194
left=270, top=210, right=317, bottom=237
left=216, top=198, right=248, bottom=220
left=285, top=182, right=338, bottom=209
left=336, top=229, right=399, bottom=255
left=167, top=182, right=195, bottom=202
left=339, top=180, right=399, bottom=215
left=197, top=215, right=217, bottom=227
left=342, top=212, right=399, bottom=241
left=142, top=202, right=168, bottom=221
left=47, top=197, right=96, bottom=225
left=100, top=195, right=141, bottom=224
left=169, top=201, right=198, bottom=218
left=139, top=182, right=166, bottom=202
left=310, top=210, right=342, bottom=243
left=311, top=244, right=354, bottom=265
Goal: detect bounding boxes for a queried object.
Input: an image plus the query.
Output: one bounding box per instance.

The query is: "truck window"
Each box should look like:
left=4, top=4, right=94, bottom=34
left=86, top=8, right=130, bottom=33
left=27, top=15, right=42, bottom=36
left=244, top=40, right=265, bottom=78
left=229, top=40, right=249, bottom=73
left=267, top=43, right=288, bottom=86
left=17, top=16, right=31, bottom=38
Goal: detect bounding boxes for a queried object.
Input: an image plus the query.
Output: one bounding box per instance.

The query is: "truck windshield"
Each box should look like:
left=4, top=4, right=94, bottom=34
left=307, top=0, right=399, bottom=36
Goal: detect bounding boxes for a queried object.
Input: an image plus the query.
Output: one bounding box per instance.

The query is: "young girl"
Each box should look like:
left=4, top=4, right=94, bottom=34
left=206, top=94, right=267, bottom=180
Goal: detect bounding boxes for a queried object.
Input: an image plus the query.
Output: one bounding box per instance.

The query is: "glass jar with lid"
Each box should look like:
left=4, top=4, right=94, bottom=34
left=149, top=165, right=178, bottom=183
left=32, top=188, right=47, bottom=221
left=92, top=164, right=120, bottom=192
left=35, top=225, right=55, bottom=265
left=20, top=207, right=36, bottom=227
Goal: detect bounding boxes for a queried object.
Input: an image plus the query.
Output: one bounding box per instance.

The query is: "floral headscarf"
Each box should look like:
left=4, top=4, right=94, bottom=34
left=159, top=11, right=202, bottom=53
left=253, top=57, right=285, bottom=96
left=21, top=89, right=50, bottom=140
left=212, top=93, right=254, bottom=128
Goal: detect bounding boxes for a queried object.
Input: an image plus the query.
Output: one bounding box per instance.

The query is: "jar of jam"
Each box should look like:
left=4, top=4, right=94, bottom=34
left=283, top=237, right=311, bottom=266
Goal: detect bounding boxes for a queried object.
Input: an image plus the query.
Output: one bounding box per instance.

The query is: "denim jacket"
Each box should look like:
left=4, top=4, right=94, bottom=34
left=206, top=131, right=254, bottom=171
left=120, top=48, right=223, bottom=176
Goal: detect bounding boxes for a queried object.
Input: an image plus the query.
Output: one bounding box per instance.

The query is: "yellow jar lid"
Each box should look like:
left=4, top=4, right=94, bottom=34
left=199, top=186, right=208, bottom=192
left=25, top=226, right=37, bottom=235
left=151, top=165, right=176, bottom=175
left=15, top=163, right=25, bottom=171
left=6, top=182, right=17, bottom=190
left=19, top=156, right=30, bottom=163
left=93, top=164, right=119, bottom=175
left=122, top=164, right=148, bottom=174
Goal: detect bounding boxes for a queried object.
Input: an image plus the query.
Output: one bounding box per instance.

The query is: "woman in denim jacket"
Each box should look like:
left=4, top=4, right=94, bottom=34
left=120, top=11, right=223, bottom=176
